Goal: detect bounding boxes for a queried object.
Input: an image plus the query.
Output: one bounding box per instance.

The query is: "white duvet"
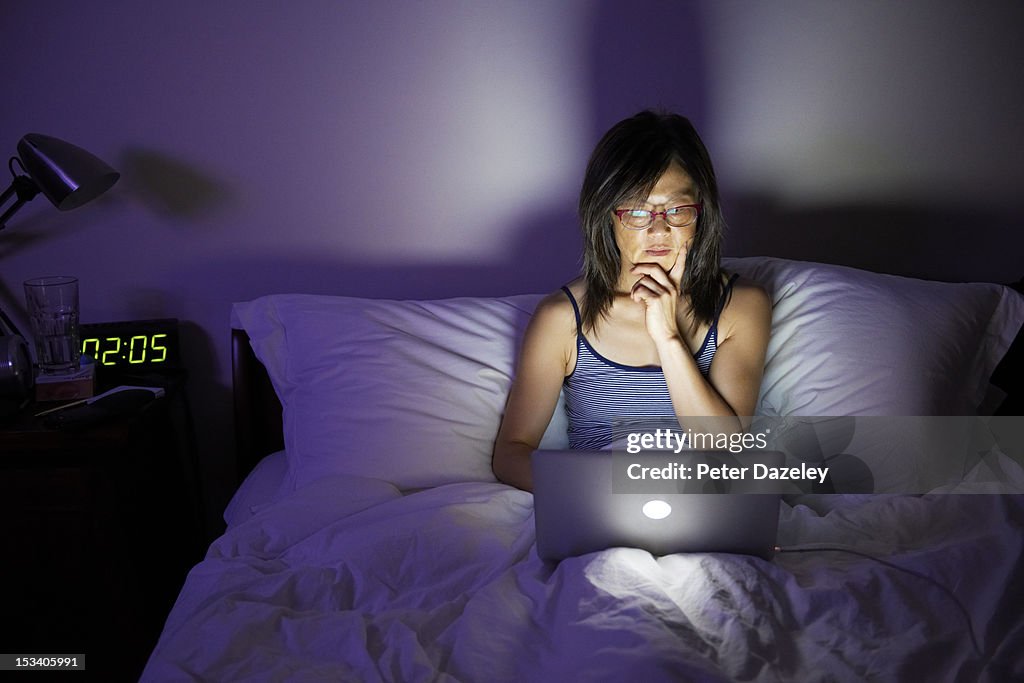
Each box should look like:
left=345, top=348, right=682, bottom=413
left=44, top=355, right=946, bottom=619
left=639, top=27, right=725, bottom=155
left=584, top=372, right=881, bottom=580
left=142, top=478, right=1024, bottom=682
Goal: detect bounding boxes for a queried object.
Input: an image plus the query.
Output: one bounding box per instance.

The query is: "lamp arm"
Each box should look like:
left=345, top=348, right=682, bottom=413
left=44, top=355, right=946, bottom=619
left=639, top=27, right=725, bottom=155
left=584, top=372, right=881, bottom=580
left=0, top=181, right=15, bottom=205
left=0, top=177, right=32, bottom=334
left=0, top=172, right=43, bottom=337
left=0, top=175, right=42, bottom=231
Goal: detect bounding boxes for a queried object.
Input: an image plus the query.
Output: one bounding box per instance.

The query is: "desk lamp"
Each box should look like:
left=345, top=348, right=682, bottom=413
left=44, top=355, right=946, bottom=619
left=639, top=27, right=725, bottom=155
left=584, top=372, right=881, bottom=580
left=0, top=134, right=120, bottom=406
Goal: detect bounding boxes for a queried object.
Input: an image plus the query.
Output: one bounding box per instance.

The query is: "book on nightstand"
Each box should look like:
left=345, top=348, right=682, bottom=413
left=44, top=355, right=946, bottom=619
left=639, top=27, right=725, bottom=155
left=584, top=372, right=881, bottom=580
left=34, top=362, right=96, bottom=402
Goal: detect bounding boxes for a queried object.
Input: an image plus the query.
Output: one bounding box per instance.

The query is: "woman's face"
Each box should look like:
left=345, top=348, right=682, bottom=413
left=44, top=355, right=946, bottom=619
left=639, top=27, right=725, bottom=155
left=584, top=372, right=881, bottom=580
left=613, top=163, right=697, bottom=279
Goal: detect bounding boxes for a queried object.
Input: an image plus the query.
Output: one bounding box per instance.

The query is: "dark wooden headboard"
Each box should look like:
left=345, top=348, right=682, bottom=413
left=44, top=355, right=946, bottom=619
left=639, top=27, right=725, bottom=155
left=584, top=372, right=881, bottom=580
left=231, top=328, right=284, bottom=485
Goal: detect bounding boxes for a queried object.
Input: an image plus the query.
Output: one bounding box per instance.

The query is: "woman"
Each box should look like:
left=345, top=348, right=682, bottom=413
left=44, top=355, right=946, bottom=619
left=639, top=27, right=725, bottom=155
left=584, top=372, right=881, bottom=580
left=492, top=110, right=771, bottom=491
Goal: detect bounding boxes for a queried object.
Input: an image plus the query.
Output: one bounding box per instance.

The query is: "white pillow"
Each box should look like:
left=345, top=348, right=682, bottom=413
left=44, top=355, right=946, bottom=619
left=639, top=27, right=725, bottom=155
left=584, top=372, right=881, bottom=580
left=232, top=294, right=569, bottom=492
left=723, top=257, right=1024, bottom=416
left=232, top=257, right=1023, bottom=493
left=724, top=257, right=1024, bottom=493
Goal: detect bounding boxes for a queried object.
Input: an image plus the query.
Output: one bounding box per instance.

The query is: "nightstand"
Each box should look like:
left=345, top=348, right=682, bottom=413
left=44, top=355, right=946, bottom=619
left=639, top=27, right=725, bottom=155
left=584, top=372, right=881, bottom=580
left=0, top=378, right=203, bottom=680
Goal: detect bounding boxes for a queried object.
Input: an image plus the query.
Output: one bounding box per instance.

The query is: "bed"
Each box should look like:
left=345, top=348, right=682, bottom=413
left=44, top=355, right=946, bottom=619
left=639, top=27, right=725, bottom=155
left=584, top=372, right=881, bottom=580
left=142, top=256, right=1024, bottom=682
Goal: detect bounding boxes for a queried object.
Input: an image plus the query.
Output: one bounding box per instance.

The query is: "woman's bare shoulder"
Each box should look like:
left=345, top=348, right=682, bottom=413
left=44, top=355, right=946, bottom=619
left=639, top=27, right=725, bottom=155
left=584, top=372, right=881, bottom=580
left=519, top=283, right=580, bottom=376
left=529, top=281, right=581, bottom=334
left=720, top=275, right=771, bottom=337
left=729, top=276, right=770, bottom=307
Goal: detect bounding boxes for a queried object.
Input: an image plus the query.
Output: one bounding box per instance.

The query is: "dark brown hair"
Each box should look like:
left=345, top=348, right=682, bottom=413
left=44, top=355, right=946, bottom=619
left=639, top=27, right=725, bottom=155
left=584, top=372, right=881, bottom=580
left=578, top=111, right=726, bottom=332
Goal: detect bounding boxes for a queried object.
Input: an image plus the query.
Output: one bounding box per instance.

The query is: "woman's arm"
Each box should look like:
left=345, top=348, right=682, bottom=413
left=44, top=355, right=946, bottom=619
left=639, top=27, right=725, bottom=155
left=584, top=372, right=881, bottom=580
left=657, top=282, right=771, bottom=433
left=492, top=292, right=575, bottom=491
left=632, top=259, right=771, bottom=433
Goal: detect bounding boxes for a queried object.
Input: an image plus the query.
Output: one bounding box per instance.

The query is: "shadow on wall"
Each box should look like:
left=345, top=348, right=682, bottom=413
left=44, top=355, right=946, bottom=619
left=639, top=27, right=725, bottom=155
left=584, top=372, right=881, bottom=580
left=207, top=211, right=585, bottom=302
left=724, top=194, right=1024, bottom=284
left=119, top=148, right=234, bottom=220
left=586, top=0, right=711, bottom=139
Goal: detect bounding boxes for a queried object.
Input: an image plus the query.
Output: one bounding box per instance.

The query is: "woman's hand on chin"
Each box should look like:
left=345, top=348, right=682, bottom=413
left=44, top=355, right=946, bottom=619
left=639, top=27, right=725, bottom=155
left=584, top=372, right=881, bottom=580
left=629, top=247, right=687, bottom=345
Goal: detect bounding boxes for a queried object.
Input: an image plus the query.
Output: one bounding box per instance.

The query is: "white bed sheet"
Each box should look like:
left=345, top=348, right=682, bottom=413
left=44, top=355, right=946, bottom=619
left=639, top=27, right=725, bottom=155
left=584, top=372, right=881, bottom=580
left=144, top=473, right=1024, bottom=682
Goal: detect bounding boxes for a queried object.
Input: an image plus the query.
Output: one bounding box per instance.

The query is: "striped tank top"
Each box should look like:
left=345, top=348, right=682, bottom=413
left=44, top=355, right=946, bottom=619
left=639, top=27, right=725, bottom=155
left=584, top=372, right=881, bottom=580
left=562, top=274, right=738, bottom=450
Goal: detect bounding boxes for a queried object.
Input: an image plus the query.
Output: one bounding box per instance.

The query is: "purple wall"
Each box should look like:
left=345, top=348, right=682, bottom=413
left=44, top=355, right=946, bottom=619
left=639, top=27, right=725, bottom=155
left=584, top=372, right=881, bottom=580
left=2, top=0, right=1022, bottom=533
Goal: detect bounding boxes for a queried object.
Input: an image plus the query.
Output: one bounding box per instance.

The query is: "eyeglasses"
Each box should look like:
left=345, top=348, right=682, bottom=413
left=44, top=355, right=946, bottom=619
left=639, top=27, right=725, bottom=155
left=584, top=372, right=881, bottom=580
left=613, top=204, right=701, bottom=230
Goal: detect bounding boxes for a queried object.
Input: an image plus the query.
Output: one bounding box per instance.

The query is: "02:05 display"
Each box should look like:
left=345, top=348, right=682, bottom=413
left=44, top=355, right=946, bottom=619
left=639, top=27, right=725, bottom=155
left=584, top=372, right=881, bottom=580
left=81, top=334, right=169, bottom=366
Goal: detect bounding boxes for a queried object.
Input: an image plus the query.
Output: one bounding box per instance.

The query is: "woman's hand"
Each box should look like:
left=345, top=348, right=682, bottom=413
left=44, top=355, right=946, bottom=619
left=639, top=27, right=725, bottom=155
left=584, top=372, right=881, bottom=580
left=630, top=246, right=688, bottom=345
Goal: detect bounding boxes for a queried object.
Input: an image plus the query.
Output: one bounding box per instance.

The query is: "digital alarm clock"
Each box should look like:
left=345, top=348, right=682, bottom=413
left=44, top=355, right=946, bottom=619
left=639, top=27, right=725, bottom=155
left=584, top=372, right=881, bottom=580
left=79, top=318, right=180, bottom=371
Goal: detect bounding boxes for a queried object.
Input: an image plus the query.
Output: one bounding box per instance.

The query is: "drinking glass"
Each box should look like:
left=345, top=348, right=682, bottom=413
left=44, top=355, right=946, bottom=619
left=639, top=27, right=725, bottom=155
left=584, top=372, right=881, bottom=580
left=24, top=276, right=80, bottom=374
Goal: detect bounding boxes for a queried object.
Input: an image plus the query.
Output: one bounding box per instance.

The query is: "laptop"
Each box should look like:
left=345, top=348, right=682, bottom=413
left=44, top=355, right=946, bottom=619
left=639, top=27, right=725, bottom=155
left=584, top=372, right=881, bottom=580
left=531, top=449, right=782, bottom=562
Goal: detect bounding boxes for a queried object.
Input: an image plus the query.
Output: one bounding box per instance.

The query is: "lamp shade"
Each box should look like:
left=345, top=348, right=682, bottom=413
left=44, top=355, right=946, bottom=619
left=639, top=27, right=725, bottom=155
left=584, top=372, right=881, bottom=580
left=16, top=133, right=120, bottom=211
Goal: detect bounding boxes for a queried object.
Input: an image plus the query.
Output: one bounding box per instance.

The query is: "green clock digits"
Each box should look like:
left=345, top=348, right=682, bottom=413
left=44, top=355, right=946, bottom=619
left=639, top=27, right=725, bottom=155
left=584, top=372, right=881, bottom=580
left=78, top=319, right=179, bottom=371
left=81, top=333, right=169, bottom=366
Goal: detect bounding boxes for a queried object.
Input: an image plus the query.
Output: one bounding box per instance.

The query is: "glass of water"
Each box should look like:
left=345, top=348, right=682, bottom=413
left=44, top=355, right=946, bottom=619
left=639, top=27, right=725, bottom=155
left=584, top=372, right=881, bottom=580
left=24, top=276, right=80, bottom=375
